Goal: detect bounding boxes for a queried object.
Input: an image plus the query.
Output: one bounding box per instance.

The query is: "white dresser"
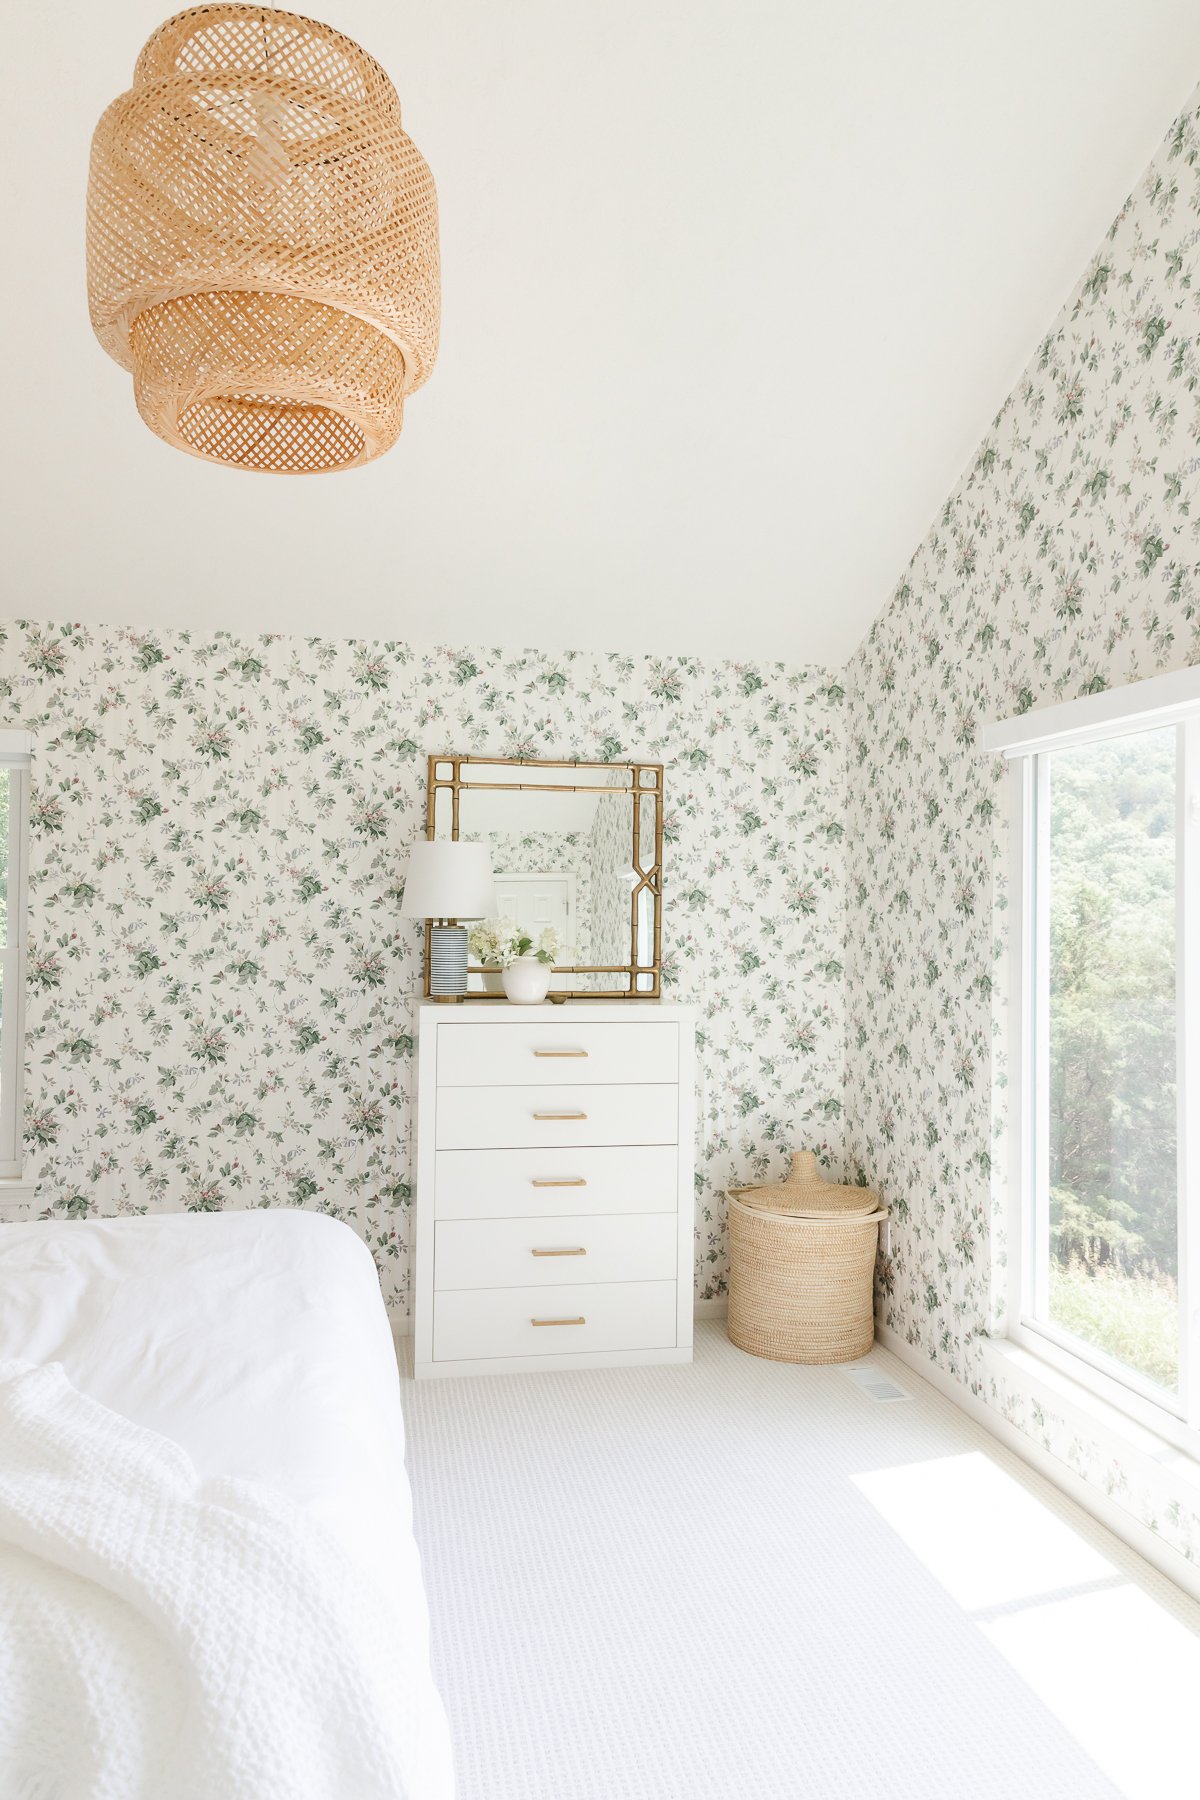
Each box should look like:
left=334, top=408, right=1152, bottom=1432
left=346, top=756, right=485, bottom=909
left=413, top=1001, right=695, bottom=1378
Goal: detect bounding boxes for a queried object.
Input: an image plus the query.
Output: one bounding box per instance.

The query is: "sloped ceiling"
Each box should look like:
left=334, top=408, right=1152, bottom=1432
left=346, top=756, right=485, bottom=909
left=5, top=1, right=1200, bottom=666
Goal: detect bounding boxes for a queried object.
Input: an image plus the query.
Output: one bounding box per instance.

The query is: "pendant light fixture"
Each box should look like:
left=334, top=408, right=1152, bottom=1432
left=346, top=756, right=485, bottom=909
left=86, top=5, right=439, bottom=474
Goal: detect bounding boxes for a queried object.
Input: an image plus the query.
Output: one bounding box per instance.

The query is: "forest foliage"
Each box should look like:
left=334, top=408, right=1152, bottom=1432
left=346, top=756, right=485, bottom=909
left=1046, top=727, right=1178, bottom=1389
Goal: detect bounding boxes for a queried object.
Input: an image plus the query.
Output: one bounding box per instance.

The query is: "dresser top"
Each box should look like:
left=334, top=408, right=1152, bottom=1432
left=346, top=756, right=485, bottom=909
left=415, top=998, right=696, bottom=1028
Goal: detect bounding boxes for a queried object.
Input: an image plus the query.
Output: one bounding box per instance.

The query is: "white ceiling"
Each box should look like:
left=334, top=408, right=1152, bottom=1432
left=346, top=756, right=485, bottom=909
left=5, top=2, right=1200, bottom=668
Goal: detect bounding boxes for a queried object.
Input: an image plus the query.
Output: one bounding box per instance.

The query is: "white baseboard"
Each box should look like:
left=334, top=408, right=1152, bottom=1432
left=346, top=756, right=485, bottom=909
left=875, top=1325, right=1200, bottom=1608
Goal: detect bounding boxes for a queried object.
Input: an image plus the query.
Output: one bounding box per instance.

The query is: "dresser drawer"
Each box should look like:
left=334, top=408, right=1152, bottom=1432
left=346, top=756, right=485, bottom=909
left=435, top=1212, right=678, bottom=1290
left=433, top=1144, right=679, bottom=1219
left=437, top=1021, right=678, bottom=1087
left=433, top=1280, right=678, bottom=1363
left=434, top=1083, right=678, bottom=1151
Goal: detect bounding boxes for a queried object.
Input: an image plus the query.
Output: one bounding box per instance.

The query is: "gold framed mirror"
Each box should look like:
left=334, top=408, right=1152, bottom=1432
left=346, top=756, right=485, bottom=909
left=423, top=755, right=663, bottom=1000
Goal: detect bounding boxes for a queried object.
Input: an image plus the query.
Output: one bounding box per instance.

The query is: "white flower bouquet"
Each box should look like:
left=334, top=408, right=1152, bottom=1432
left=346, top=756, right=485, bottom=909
left=468, top=919, right=560, bottom=969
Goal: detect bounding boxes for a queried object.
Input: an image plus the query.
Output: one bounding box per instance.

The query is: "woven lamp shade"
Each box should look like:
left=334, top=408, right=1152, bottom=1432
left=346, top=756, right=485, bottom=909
left=86, top=5, right=439, bottom=474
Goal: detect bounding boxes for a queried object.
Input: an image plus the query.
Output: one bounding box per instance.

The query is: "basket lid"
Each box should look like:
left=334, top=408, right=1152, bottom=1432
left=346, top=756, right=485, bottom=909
left=728, top=1151, right=880, bottom=1219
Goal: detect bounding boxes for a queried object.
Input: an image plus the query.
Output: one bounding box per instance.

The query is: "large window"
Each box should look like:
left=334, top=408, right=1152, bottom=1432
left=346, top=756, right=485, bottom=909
left=0, top=737, right=30, bottom=1180
left=987, top=669, right=1199, bottom=1436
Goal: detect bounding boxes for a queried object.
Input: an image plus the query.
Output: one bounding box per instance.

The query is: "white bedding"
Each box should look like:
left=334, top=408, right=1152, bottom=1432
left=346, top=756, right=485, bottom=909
left=0, top=1210, right=454, bottom=1800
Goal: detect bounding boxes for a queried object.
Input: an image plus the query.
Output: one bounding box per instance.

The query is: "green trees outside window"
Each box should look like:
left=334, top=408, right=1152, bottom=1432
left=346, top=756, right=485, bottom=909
left=1045, top=729, right=1178, bottom=1390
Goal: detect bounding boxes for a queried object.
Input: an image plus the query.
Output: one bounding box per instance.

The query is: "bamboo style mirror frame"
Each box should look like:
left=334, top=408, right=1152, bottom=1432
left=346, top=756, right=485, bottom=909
left=423, top=755, right=664, bottom=1000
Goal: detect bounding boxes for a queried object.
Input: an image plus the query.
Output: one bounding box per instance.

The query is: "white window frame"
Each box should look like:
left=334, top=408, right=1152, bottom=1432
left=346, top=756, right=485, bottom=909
left=0, top=732, right=31, bottom=1181
left=984, top=665, right=1200, bottom=1454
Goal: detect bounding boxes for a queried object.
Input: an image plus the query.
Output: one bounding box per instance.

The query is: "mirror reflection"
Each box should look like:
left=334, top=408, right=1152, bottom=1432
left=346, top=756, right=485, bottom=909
left=429, top=760, right=660, bottom=996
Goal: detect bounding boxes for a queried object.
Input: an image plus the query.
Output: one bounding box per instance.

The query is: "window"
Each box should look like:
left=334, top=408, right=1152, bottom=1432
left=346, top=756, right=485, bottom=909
left=0, top=735, right=30, bottom=1180
left=986, top=669, right=1200, bottom=1438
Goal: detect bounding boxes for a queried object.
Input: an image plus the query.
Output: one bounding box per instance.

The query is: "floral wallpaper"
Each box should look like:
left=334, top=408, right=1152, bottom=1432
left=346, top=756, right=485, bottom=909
left=584, top=792, right=634, bottom=974
left=844, top=89, right=1200, bottom=1561
left=0, top=625, right=845, bottom=1314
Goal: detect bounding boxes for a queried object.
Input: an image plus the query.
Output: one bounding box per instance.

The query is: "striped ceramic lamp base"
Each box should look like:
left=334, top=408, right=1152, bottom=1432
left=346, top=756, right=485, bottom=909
left=429, top=924, right=469, bottom=998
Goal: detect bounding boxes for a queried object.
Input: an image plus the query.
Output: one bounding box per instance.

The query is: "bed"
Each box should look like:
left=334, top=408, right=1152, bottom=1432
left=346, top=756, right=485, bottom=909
left=0, top=1209, right=455, bottom=1800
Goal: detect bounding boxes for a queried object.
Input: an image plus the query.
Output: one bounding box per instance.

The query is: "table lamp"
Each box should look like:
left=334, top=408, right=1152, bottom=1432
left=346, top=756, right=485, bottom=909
left=401, top=840, right=496, bottom=999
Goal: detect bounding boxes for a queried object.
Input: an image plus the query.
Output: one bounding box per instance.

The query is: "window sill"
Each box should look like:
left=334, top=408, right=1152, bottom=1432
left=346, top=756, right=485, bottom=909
left=980, top=1335, right=1200, bottom=1511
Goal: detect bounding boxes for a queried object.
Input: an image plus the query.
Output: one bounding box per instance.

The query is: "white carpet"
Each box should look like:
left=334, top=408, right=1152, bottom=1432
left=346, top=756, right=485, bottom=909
left=400, top=1323, right=1200, bottom=1800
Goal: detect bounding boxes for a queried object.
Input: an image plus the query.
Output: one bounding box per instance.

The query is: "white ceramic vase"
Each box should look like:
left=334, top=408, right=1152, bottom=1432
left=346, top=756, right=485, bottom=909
left=502, top=955, right=553, bottom=1004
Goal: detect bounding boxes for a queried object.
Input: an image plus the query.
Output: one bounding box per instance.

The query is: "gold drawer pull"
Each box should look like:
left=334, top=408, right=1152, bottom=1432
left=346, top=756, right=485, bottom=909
left=531, top=1177, right=587, bottom=1188
left=533, top=1110, right=588, bottom=1120
left=531, top=1315, right=586, bottom=1327
left=531, top=1246, right=587, bottom=1257
left=533, top=1049, right=589, bottom=1058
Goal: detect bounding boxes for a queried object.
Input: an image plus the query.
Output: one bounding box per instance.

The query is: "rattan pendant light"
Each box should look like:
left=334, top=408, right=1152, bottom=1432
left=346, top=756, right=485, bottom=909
left=86, top=5, right=439, bottom=474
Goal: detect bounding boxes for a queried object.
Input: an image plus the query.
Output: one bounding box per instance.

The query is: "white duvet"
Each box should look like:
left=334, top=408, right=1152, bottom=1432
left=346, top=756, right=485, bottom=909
left=0, top=1357, right=450, bottom=1800
left=0, top=1212, right=455, bottom=1800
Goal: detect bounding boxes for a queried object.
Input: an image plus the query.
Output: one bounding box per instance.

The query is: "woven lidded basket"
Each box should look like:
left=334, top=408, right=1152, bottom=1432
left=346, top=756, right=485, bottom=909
left=726, top=1152, right=887, bottom=1365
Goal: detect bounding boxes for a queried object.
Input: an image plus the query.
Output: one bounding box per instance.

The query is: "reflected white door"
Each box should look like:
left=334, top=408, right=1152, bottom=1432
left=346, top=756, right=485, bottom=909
left=494, top=872, right=577, bottom=969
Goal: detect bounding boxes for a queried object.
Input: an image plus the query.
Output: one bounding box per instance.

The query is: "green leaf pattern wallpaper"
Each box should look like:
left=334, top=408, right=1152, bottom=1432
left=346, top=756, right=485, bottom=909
left=0, top=629, right=844, bottom=1312
left=845, top=92, right=1200, bottom=1564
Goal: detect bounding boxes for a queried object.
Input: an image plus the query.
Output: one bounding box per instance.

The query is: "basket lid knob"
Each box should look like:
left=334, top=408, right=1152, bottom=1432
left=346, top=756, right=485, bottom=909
left=789, top=1151, right=822, bottom=1183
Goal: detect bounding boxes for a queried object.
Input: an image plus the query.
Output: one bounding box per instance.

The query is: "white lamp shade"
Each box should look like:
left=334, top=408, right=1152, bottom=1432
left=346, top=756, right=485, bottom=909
left=400, top=840, right=496, bottom=920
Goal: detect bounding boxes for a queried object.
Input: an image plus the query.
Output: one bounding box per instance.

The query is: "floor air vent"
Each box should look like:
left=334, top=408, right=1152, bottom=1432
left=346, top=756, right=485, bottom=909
left=842, top=1364, right=909, bottom=1402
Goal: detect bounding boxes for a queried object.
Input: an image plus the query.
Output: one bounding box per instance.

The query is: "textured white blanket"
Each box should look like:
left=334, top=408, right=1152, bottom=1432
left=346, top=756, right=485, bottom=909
left=0, top=1361, right=454, bottom=1800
